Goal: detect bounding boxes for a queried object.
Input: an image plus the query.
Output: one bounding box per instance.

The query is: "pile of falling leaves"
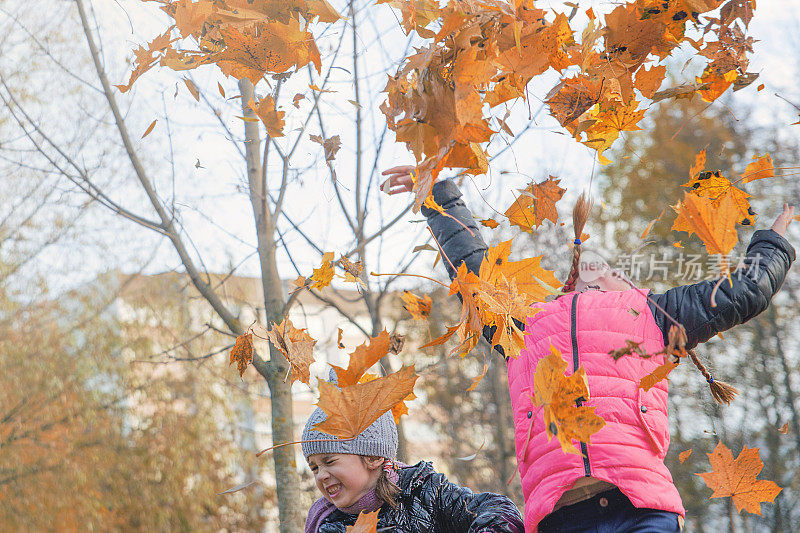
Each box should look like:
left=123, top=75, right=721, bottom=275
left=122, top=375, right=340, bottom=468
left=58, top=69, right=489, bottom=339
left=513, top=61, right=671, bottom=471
left=118, top=0, right=789, bottom=523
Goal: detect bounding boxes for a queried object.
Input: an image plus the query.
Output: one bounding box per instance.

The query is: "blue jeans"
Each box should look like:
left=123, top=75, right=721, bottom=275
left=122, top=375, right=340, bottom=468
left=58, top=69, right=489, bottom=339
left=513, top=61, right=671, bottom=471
left=537, top=488, right=682, bottom=533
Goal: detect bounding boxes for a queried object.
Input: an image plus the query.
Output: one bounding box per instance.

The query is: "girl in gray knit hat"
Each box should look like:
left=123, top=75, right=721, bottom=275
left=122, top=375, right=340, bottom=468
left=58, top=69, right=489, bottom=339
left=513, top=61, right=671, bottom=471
left=302, top=369, right=524, bottom=533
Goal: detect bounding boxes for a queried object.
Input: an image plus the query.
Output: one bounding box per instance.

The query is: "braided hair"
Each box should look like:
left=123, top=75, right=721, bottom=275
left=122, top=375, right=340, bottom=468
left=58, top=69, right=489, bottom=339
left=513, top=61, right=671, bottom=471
left=562, top=193, right=593, bottom=293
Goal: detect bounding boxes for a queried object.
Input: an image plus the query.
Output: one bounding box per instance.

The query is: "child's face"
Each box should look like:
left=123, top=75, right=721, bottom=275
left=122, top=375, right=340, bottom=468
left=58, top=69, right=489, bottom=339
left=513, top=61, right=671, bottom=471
left=307, top=453, right=383, bottom=508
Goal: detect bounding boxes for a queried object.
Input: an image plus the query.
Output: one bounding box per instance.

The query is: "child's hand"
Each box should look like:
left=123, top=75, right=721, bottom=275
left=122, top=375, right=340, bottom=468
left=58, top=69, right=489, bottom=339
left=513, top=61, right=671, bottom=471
left=770, top=203, right=795, bottom=237
left=380, top=165, right=415, bottom=195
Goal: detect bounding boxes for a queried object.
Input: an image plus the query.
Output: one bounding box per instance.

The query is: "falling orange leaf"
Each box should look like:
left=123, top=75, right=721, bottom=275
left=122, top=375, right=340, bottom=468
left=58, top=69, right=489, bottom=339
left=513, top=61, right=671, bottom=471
left=467, top=360, right=489, bottom=392
left=331, top=330, right=391, bottom=387
left=401, top=291, right=432, bottom=320
left=741, top=154, right=774, bottom=184
left=359, top=371, right=416, bottom=423
left=639, top=359, right=679, bottom=391
left=310, top=252, right=335, bottom=290
left=757, top=84, right=764, bottom=91
left=315, top=366, right=419, bottom=439
left=479, top=239, right=561, bottom=303
left=697, top=442, right=782, bottom=515
left=266, top=318, right=317, bottom=385
left=641, top=209, right=666, bottom=239
left=310, top=134, right=342, bottom=162
left=672, top=191, right=739, bottom=256
left=346, top=509, right=379, bottom=533
left=142, top=119, right=157, bottom=138
left=673, top=241, right=683, bottom=248
left=250, top=96, right=285, bottom=138
left=183, top=77, right=200, bottom=101
left=480, top=218, right=500, bottom=229
left=532, top=345, right=606, bottom=455
left=504, top=176, right=566, bottom=232
left=229, top=332, right=253, bottom=378
left=690, top=149, right=707, bottom=179
left=778, top=422, right=789, bottom=434
left=292, top=93, right=305, bottom=107
left=635, top=65, right=667, bottom=99
left=679, top=449, right=693, bottom=464
left=218, top=82, right=225, bottom=97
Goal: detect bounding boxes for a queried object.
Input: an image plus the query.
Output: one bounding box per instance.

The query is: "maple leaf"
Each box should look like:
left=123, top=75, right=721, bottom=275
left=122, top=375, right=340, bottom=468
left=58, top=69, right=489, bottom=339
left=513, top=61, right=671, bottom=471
left=310, top=252, right=335, bottom=290
left=266, top=318, right=317, bottom=385
left=346, top=509, right=379, bottom=533
left=359, top=371, right=416, bottom=423
left=314, top=366, right=419, bottom=439
left=401, top=291, right=432, bottom=321
left=672, top=191, right=739, bottom=256
left=697, top=67, right=738, bottom=103
left=479, top=239, right=562, bottom=303
left=480, top=218, right=500, bottom=229
left=635, top=64, right=667, bottom=99
left=532, top=345, right=606, bottom=455
left=250, top=96, right=285, bottom=137
left=331, top=330, right=391, bottom=387
left=697, top=442, right=782, bottom=515
left=310, top=134, right=342, bottom=162
left=229, top=332, right=253, bottom=377
left=608, top=340, right=646, bottom=361
left=639, top=359, right=679, bottom=391
left=504, top=176, right=566, bottom=232
left=681, top=169, right=754, bottom=225
left=741, top=154, right=774, bottom=184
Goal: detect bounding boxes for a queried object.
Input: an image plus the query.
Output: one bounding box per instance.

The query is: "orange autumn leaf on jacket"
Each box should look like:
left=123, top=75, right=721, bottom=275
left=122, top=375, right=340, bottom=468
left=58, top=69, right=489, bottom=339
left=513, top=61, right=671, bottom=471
left=672, top=191, right=739, bottom=256
left=505, top=176, right=566, bottom=232
left=314, top=366, right=419, bottom=439
left=229, top=332, right=254, bottom=377
left=266, top=318, right=316, bottom=385
left=639, top=359, right=678, bottom=391
left=532, top=345, right=605, bottom=455
left=346, top=509, right=379, bottom=533
left=401, top=291, right=432, bottom=320
left=697, top=442, right=782, bottom=515
left=331, top=330, right=391, bottom=387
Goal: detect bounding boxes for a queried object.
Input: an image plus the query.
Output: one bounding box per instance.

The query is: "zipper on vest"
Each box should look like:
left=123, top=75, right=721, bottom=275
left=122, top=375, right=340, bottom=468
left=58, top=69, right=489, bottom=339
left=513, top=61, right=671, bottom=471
left=570, top=293, right=591, bottom=477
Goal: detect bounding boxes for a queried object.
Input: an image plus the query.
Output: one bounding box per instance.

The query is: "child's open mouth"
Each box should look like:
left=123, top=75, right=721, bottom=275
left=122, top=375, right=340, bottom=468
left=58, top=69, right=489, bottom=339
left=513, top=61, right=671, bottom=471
left=324, top=483, right=342, bottom=498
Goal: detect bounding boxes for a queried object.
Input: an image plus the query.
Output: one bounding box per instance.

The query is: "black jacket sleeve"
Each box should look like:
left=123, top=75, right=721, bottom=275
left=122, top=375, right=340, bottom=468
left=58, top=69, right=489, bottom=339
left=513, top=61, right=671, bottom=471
left=424, top=470, right=524, bottom=533
left=648, top=229, right=795, bottom=350
left=422, top=179, right=489, bottom=280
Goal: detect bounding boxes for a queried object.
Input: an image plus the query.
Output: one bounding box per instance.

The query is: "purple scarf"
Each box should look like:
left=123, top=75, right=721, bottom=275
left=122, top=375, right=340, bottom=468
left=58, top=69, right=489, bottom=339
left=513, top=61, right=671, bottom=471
left=304, top=464, right=401, bottom=533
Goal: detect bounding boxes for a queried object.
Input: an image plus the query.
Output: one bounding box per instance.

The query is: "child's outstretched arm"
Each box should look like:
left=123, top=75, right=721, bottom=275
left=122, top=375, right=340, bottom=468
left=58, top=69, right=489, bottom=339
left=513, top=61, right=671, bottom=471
left=382, top=166, right=488, bottom=279
left=649, top=204, right=796, bottom=349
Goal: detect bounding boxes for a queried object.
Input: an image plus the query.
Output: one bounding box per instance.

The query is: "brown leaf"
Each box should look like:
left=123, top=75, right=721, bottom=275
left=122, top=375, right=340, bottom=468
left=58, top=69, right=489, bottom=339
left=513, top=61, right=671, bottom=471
left=315, top=366, right=419, bottom=439
left=310, top=134, right=342, bottom=162
left=229, top=332, right=253, bottom=377
left=697, top=442, right=782, bottom=515
left=266, top=319, right=317, bottom=385
left=388, top=333, right=405, bottom=355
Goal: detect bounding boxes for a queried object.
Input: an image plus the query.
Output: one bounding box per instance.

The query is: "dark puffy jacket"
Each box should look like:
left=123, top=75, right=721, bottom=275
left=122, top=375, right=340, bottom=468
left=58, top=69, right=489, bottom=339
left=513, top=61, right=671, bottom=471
left=423, top=179, right=796, bottom=349
left=317, top=461, right=523, bottom=533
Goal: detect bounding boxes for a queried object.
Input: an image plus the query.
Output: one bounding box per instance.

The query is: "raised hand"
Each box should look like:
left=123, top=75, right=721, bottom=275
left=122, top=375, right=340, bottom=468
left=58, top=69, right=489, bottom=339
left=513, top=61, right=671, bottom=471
left=380, top=165, right=415, bottom=195
left=770, top=203, right=795, bottom=237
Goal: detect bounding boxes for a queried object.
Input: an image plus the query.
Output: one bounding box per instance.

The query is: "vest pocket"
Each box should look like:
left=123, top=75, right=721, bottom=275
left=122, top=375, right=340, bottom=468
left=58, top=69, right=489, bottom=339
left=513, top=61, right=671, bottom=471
left=636, top=388, right=669, bottom=457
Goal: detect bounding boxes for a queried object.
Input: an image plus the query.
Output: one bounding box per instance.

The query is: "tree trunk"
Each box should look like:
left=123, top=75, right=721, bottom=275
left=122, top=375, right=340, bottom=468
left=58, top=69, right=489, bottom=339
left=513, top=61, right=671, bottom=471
left=239, top=79, right=303, bottom=533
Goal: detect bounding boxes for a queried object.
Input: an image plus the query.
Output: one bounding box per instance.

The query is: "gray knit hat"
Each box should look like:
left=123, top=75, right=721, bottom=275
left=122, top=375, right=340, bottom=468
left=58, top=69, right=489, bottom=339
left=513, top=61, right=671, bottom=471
left=301, top=368, right=398, bottom=460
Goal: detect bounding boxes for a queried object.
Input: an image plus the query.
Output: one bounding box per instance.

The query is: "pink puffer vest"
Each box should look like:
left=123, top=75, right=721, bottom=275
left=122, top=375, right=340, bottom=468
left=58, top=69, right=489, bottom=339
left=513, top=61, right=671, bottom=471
left=508, top=289, right=684, bottom=531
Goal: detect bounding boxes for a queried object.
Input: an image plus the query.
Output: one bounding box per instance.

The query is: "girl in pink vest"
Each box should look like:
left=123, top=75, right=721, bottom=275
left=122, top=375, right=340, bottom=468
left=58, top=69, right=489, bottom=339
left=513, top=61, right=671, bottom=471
left=382, top=166, right=796, bottom=533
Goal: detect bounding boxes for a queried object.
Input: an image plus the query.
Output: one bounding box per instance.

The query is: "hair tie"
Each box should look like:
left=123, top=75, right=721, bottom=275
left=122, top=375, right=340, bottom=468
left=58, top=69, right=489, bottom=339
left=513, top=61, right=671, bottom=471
left=574, top=238, right=582, bottom=245
left=707, top=375, right=715, bottom=384
left=383, top=459, right=394, bottom=473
